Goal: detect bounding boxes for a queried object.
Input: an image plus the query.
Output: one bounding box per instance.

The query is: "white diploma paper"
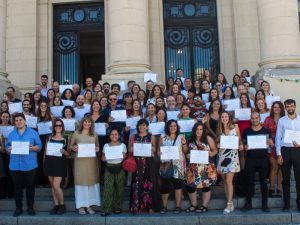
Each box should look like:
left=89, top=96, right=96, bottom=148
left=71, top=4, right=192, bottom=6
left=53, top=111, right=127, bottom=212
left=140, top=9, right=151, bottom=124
left=202, top=93, right=209, bottom=103
left=144, top=73, right=157, bottom=83
left=223, top=99, right=240, bottom=111
left=149, top=122, right=165, bottom=135
left=9, top=102, right=23, bottom=114
left=94, top=123, right=106, bottom=136
left=37, top=121, right=52, bottom=135
left=105, top=146, right=124, bottom=160
left=50, top=106, right=64, bottom=118
left=59, top=85, right=73, bottom=94
left=46, top=142, right=63, bottom=157
left=118, top=81, right=126, bottom=91
left=11, top=141, right=29, bottom=155
left=234, top=108, right=251, bottom=121
left=190, top=150, right=209, bottom=164
left=133, top=143, right=152, bottom=157
left=178, top=120, right=195, bottom=133
left=260, top=112, right=269, bottom=123
left=25, top=115, right=38, bottom=128
left=62, top=118, right=76, bottom=131
left=160, top=146, right=179, bottom=160
left=126, top=116, right=141, bottom=129
left=77, top=144, right=96, bottom=158
left=247, top=135, right=267, bottom=149
left=166, top=111, right=180, bottom=121
left=266, top=95, right=281, bottom=109
left=284, top=129, right=300, bottom=144
left=62, top=99, right=74, bottom=106
left=111, top=110, right=127, bottom=122
left=220, top=135, right=239, bottom=149
left=0, top=126, right=14, bottom=138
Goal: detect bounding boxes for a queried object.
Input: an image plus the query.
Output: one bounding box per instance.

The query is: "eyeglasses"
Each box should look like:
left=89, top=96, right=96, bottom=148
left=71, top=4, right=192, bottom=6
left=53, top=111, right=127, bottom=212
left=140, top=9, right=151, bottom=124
left=54, top=124, right=63, bottom=127
left=109, top=98, right=117, bottom=101
left=194, top=97, right=201, bottom=101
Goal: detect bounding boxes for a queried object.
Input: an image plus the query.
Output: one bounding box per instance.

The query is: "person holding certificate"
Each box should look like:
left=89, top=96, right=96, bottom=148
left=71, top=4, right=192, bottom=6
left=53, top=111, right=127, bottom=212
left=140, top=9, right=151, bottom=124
left=242, top=112, right=273, bottom=212
left=185, top=122, right=218, bottom=213
left=44, top=118, right=69, bottom=215
left=179, top=104, right=197, bottom=140
left=255, top=99, right=270, bottom=123
left=128, top=119, right=157, bottom=214
left=146, top=84, right=164, bottom=105
left=276, top=99, right=300, bottom=211
left=263, top=101, right=285, bottom=198
left=125, top=99, right=143, bottom=138
left=36, top=100, right=53, bottom=186
left=6, top=113, right=42, bottom=217
left=217, top=111, right=243, bottom=214
left=145, top=103, right=157, bottom=124
left=70, top=115, right=100, bottom=215
left=101, top=128, right=127, bottom=216
left=158, top=119, right=188, bottom=214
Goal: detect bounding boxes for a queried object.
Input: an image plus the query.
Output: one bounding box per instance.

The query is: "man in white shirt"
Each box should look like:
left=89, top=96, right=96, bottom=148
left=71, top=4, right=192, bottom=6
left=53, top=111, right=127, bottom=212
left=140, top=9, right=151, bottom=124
left=74, top=95, right=90, bottom=121
left=276, top=99, right=300, bottom=211
left=40, top=74, right=50, bottom=97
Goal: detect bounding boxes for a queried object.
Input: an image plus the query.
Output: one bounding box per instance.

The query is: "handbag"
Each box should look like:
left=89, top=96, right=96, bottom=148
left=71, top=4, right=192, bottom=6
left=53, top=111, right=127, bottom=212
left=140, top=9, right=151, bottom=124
left=159, top=135, right=178, bottom=178
left=122, top=134, right=137, bottom=173
left=106, top=163, right=123, bottom=174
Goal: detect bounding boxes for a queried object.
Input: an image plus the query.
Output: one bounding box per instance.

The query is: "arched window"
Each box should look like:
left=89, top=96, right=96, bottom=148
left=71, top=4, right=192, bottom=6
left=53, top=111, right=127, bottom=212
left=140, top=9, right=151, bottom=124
left=163, top=0, right=219, bottom=81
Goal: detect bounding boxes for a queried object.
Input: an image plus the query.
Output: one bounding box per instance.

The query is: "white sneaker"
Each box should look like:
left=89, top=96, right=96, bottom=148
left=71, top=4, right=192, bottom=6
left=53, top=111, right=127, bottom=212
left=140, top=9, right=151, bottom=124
left=223, top=202, right=234, bottom=214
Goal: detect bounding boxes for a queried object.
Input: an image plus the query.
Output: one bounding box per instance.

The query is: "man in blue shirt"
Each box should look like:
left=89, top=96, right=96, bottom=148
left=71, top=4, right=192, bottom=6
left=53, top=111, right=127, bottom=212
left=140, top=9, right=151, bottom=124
left=6, top=113, right=42, bottom=217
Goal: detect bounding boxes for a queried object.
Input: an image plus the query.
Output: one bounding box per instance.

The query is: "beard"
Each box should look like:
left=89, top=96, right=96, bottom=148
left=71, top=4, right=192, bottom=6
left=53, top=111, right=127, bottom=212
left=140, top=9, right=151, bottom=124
left=287, top=110, right=295, bottom=115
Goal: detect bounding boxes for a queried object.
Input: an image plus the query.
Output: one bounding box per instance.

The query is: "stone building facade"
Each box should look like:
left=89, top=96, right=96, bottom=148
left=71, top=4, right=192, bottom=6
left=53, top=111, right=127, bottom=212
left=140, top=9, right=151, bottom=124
left=0, top=0, right=300, bottom=102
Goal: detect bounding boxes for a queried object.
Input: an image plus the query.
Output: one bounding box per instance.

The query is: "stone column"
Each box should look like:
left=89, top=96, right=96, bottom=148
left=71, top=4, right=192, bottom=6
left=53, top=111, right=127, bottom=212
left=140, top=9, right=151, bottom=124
left=257, top=0, right=300, bottom=68
left=0, top=0, right=12, bottom=100
left=107, top=0, right=151, bottom=74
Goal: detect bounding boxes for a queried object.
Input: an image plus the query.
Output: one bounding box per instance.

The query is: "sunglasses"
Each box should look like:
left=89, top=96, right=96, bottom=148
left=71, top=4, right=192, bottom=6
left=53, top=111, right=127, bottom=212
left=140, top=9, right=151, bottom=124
left=109, top=98, right=117, bottom=101
left=54, top=124, right=63, bottom=127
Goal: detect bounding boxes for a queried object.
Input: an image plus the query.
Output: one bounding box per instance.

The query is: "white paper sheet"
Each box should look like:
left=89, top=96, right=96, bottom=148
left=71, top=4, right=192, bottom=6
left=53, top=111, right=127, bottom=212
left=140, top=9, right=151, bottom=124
left=133, top=143, right=152, bottom=157
left=77, top=143, right=96, bottom=158
left=178, top=120, right=195, bottom=133
left=105, top=145, right=124, bottom=160
left=62, top=118, right=76, bottom=131
left=247, top=135, right=268, bottom=149
left=94, top=123, right=106, bottom=136
left=11, top=141, right=29, bottom=155
left=111, top=110, right=127, bottom=122
left=37, top=121, right=52, bottom=135
left=160, top=146, right=179, bottom=160
left=220, top=135, right=239, bottom=149
left=149, top=122, right=165, bottom=135
left=190, top=150, right=209, bottom=164
left=46, top=142, right=63, bottom=157
left=284, top=129, right=300, bottom=144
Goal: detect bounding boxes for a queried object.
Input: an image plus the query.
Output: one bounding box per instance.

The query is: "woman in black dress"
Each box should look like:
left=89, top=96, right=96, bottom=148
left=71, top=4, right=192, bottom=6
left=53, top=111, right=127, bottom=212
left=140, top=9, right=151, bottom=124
left=44, top=118, right=69, bottom=215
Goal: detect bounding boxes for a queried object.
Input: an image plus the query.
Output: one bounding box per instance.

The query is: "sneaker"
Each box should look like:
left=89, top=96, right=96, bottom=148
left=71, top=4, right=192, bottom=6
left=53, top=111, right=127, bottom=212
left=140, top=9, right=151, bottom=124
left=27, top=208, right=36, bottom=216
left=50, top=205, right=59, bottom=215
left=223, top=202, right=234, bottom=214
left=56, top=205, right=66, bottom=215
left=86, top=207, right=95, bottom=214
left=78, top=207, right=86, bottom=215
left=13, top=208, right=23, bottom=217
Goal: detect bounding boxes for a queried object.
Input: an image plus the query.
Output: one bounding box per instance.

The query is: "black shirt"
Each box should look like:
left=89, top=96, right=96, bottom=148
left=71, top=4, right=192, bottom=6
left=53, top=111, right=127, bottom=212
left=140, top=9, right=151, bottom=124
left=243, top=126, right=271, bottom=159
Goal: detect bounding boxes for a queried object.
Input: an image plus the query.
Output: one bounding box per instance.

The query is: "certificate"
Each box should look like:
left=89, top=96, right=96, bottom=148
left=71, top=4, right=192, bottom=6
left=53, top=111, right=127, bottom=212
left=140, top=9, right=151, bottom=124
left=247, top=135, right=267, bottom=149
left=11, top=141, right=29, bottom=155
left=144, top=73, right=157, bottom=83
left=133, top=143, right=152, bottom=157
left=284, top=129, right=300, bottom=144
left=62, top=119, right=76, bottom=131
left=223, top=99, right=240, bottom=111
left=0, top=126, right=14, bottom=138
left=190, top=150, right=209, bottom=164
left=260, top=112, right=269, bottom=123
left=105, top=145, right=124, bottom=160
left=50, top=106, right=64, bottom=118
left=77, top=144, right=96, bottom=158
left=111, top=110, right=127, bottom=122
left=220, top=135, right=239, bottom=149
left=266, top=96, right=281, bottom=109
left=126, top=116, right=141, bottom=129
left=166, top=111, right=180, bottom=121
left=234, top=108, right=251, bottom=121
left=9, top=102, right=22, bottom=114
left=160, top=146, right=179, bottom=160
left=94, top=123, right=106, bottom=136
left=118, top=81, right=126, bottom=91
left=205, top=102, right=211, bottom=110
left=46, top=142, right=63, bottom=157
left=202, top=93, right=209, bottom=103
left=37, top=121, right=52, bottom=135
left=149, top=122, right=165, bottom=135
left=178, top=120, right=195, bottom=133
left=62, top=99, right=74, bottom=106
left=59, top=85, right=73, bottom=94
left=25, top=115, right=38, bottom=128
left=245, top=77, right=252, bottom=83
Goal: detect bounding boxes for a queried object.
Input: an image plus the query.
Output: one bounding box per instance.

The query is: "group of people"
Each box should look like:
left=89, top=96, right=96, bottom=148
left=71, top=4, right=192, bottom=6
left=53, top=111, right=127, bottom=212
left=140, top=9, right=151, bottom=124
left=0, top=69, right=299, bottom=217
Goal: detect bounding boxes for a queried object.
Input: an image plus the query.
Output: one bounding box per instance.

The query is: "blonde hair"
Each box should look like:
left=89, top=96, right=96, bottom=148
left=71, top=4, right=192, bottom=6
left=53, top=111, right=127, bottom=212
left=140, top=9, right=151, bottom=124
left=77, top=115, right=95, bottom=136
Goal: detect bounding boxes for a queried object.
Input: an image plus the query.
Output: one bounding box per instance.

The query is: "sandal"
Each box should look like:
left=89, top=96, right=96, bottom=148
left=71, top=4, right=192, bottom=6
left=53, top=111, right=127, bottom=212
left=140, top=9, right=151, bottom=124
left=160, top=207, right=167, bottom=214
left=186, top=205, right=197, bottom=213
left=196, top=205, right=208, bottom=213
left=78, top=207, right=86, bottom=215
left=173, top=207, right=181, bottom=214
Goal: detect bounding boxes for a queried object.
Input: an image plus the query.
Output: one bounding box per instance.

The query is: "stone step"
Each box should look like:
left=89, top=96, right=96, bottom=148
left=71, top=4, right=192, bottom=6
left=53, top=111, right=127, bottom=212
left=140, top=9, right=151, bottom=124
left=0, top=195, right=294, bottom=212
left=0, top=209, right=300, bottom=225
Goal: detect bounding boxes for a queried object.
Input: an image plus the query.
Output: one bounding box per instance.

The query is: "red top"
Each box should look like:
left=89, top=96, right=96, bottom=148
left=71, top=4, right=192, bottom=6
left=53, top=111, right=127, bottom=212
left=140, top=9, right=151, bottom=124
left=263, top=116, right=277, bottom=158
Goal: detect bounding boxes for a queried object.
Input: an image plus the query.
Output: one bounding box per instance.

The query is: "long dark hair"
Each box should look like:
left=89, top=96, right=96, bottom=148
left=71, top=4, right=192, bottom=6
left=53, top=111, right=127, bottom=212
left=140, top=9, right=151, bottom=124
left=150, top=84, right=164, bottom=98
left=36, top=100, right=52, bottom=121
left=189, top=122, right=208, bottom=145
left=136, top=118, right=149, bottom=133
left=52, top=118, right=65, bottom=136
left=208, top=99, right=222, bottom=114
left=269, top=101, right=285, bottom=119
left=240, top=93, right=251, bottom=108
left=61, top=88, right=75, bottom=101
left=165, top=119, right=180, bottom=136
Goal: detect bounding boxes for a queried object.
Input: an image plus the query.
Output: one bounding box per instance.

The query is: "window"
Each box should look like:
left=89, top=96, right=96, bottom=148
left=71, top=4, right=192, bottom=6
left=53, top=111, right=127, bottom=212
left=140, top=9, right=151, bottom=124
left=163, top=0, right=219, bottom=81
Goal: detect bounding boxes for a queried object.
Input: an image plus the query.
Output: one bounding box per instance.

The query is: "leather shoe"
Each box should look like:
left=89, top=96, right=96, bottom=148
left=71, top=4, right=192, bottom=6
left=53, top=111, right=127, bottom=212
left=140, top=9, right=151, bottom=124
left=241, top=202, right=252, bottom=212
left=13, top=209, right=23, bottom=217
left=27, top=208, right=36, bottom=216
